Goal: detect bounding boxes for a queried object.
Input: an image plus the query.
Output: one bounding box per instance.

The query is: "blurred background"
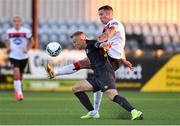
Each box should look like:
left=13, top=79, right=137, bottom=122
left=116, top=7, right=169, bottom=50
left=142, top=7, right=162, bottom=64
left=1, top=1, right=180, bottom=124
left=0, top=0, right=180, bottom=92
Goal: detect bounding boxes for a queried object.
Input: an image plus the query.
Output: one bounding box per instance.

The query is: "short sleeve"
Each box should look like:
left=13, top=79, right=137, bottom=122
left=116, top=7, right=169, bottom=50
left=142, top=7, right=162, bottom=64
left=26, top=29, right=32, bottom=39
left=5, top=30, right=10, bottom=40
left=109, top=20, right=120, bottom=32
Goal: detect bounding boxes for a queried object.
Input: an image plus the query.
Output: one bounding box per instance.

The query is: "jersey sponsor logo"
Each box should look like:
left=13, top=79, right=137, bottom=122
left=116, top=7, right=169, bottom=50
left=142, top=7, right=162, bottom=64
left=13, top=38, right=22, bottom=45
left=104, top=85, right=108, bottom=89
left=111, top=21, right=119, bottom=26
left=8, top=32, right=26, bottom=38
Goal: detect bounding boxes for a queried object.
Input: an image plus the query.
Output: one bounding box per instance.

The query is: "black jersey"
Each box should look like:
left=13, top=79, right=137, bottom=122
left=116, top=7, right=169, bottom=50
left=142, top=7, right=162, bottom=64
left=85, top=40, right=116, bottom=92
left=86, top=40, right=120, bottom=71
left=108, top=56, right=120, bottom=71
left=85, top=40, right=107, bottom=70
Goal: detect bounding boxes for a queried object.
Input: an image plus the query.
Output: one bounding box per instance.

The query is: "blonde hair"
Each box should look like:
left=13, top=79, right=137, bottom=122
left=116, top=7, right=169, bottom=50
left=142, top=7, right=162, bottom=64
left=70, top=31, right=86, bottom=38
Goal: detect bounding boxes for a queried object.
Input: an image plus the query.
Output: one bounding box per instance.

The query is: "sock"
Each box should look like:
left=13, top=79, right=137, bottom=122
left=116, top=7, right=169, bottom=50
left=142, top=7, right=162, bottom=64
left=113, top=95, right=134, bottom=112
left=74, top=92, right=94, bottom=111
left=56, top=62, right=80, bottom=76
left=14, top=80, right=22, bottom=95
left=131, top=109, right=138, bottom=113
left=93, top=91, right=103, bottom=113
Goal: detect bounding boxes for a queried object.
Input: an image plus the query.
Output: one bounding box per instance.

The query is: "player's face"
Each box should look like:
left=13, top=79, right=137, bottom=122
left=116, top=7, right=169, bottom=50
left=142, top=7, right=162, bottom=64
left=98, top=10, right=113, bottom=25
left=72, top=34, right=87, bottom=50
left=13, top=17, right=22, bottom=30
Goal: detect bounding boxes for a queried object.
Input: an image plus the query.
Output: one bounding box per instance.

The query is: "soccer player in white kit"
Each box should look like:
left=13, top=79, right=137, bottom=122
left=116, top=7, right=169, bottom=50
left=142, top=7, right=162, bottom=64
left=4, top=16, right=34, bottom=101
left=44, top=5, right=142, bottom=120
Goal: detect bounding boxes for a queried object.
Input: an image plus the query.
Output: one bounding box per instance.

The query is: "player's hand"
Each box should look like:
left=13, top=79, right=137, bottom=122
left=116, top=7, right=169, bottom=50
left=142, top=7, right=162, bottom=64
left=6, top=48, right=11, bottom=54
left=97, top=35, right=108, bottom=42
left=24, top=49, right=28, bottom=53
left=99, top=42, right=113, bottom=52
left=121, top=59, right=133, bottom=71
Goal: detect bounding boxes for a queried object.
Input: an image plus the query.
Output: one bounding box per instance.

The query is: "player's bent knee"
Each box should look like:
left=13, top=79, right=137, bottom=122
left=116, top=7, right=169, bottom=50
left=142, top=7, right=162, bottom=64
left=105, top=89, right=118, bottom=101
left=13, top=68, right=21, bottom=80
left=72, top=85, right=79, bottom=93
left=14, top=72, right=21, bottom=80
left=72, top=80, right=92, bottom=93
left=72, top=83, right=84, bottom=93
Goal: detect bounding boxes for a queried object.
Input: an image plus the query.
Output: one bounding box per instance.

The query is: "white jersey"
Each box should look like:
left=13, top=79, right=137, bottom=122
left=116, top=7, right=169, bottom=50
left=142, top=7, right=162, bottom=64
left=103, top=19, right=126, bottom=59
left=6, top=27, right=32, bottom=60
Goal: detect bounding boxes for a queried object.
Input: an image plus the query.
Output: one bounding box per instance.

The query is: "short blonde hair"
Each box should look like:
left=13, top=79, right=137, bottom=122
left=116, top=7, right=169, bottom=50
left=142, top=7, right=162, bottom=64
left=12, top=15, right=22, bottom=22
left=70, top=31, right=85, bottom=38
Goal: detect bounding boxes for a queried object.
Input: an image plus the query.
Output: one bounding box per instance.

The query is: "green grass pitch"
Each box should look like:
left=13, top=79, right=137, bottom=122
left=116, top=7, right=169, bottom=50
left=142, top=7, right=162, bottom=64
left=0, top=91, right=180, bottom=125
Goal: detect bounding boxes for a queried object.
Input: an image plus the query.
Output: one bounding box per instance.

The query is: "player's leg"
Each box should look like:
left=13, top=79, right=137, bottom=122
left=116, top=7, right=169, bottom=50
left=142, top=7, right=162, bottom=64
left=104, top=89, right=143, bottom=120
left=44, top=61, right=80, bottom=79
left=72, top=80, right=94, bottom=112
left=92, top=90, right=103, bottom=115
left=9, top=58, right=23, bottom=101
left=12, top=67, right=23, bottom=100
left=72, top=79, right=100, bottom=119
left=105, top=89, right=134, bottom=111
left=14, top=58, right=28, bottom=101
left=80, top=90, right=102, bottom=119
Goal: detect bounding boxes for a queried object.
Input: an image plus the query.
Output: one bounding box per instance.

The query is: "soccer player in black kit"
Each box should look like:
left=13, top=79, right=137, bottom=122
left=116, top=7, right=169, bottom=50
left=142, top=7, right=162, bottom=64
left=70, top=31, right=143, bottom=120
left=44, top=5, right=134, bottom=119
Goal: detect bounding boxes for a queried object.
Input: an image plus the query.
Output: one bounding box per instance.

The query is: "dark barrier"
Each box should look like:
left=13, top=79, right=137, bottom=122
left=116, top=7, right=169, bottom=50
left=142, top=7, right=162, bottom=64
left=114, top=51, right=174, bottom=90
left=0, top=67, right=13, bottom=90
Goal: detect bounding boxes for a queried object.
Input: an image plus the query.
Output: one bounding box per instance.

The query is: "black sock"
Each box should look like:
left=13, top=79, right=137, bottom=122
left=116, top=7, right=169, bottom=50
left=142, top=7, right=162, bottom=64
left=113, top=95, right=134, bottom=112
left=74, top=92, right=94, bottom=111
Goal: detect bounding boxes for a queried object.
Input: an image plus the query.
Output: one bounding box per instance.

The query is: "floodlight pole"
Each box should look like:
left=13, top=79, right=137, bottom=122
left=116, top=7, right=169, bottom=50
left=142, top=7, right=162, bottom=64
left=32, top=0, right=39, bottom=49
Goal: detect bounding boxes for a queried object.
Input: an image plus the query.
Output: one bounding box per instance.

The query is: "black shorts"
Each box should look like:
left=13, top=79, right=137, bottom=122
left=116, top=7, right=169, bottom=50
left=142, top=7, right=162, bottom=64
left=87, top=61, right=116, bottom=92
left=9, top=58, right=28, bottom=73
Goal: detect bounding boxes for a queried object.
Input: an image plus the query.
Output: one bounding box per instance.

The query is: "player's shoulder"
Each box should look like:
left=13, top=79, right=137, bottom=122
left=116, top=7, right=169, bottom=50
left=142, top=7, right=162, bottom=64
left=108, top=19, right=121, bottom=25
left=6, top=27, right=14, bottom=33
left=20, top=27, right=31, bottom=33
left=108, top=19, right=124, bottom=28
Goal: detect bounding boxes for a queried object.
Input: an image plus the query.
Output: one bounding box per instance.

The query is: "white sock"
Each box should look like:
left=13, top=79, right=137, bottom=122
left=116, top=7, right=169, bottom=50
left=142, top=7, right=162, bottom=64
left=14, top=80, right=22, bottom=95
left=93, top=90, right=103, bottom=114
left=131, top=109, right=138, bottom=113
left=56, top=64, right=78, bottom=76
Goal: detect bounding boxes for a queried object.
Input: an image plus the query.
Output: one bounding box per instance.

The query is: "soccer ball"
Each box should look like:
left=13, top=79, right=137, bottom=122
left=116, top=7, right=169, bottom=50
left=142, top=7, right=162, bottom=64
left=46, top=42, right=62, bottom=57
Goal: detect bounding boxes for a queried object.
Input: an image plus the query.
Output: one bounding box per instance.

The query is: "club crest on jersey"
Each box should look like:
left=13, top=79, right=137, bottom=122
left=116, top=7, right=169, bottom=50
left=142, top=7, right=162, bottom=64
left=104, top=85, right=108, bottom=89
left=111, top=21, right=119, bottom=26
left=13, top=38, right=22, bottom=45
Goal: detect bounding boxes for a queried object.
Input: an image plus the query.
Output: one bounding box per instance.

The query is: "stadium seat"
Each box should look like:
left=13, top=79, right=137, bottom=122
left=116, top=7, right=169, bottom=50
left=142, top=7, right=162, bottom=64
left=167, top=23, right=177, bottom=36
left=159, top=23, right=168, bottom=36
left=151, top=24, right=160, bottom=36
left=132, top=23, right=142, bottom=35
left=1, top=18, right=179, bottom=52
left=141, top=23, right=151, bottom=36
left=39, top=33, right=50, bottom=49
left=144, top=35, right=154, bottom=50
left=124, top=22, right=133, bottom=35
left=49, top=32, right=59, bottom=42
left=171, top=35, right=180, bottom=43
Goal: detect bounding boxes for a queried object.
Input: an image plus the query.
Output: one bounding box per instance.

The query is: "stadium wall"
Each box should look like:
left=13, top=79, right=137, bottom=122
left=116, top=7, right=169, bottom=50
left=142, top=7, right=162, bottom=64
left=0, top=0, right=180, bottom=23
left=0, top=50, right=180, bottom=92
